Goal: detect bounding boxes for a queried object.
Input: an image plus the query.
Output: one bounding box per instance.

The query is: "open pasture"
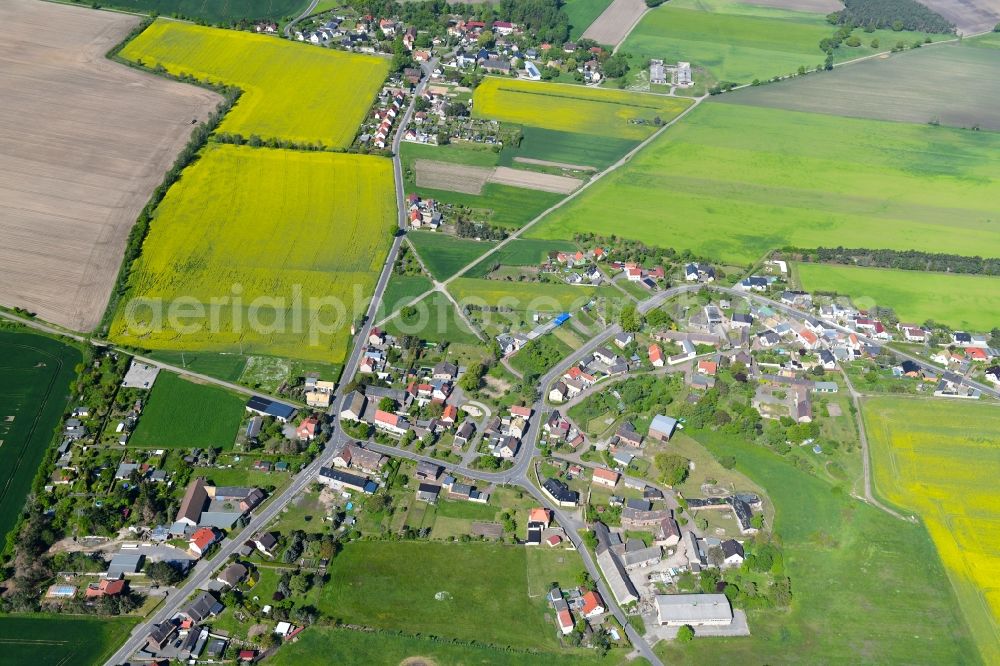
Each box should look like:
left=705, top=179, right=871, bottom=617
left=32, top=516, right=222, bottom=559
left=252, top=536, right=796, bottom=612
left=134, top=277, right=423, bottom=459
left=719, top=36, right=1000, bottom=130
left=408, top=232, right=497, bottom=281
left=121, top=19, right=388, bottom=146
left=450, top=278, right=608, bottom=312
left=864, top=397, right=1000, bottom=664
left=473, top=77, right=691, bottom=141
left=656, top=429, right=979, bottom=664
left=109, top=144, right=395, bottom=363
left=0, top=0, right=220, bottom=332
left=621, top=0, right=947, bottom=84
left=385, top=292, right=482, bottom=345
left=795, top=263, right=1000, bottom=331
left=528, top=103, right=1000, bottom=263
left=0, top=332, right=80, bottom=542
left=318, top=541, right=560, bottom=648
left=87, top=0, right=309, bottom=24
left=129, top=371, right=245, bottom=449
left=0, top=614, right=138, bottom=666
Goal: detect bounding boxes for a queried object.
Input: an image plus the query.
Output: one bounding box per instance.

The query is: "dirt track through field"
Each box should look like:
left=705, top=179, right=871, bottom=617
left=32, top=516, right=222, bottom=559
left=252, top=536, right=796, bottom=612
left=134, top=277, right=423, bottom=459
left=414, top=160, right=583, bottom=195
left=0, top=0, right=220, bottom=332
left=583, top=0, right=648, bottom=47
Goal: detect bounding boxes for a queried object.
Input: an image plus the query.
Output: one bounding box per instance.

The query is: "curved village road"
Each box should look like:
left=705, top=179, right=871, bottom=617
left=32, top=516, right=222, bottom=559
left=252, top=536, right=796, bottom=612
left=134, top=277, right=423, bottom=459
left=283, top=0, right=320, bottom=39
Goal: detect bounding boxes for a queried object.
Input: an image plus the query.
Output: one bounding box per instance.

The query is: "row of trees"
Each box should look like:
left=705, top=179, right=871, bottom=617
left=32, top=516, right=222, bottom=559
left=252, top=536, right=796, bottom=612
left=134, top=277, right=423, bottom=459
left=792, top=246, right=1000, bottom=276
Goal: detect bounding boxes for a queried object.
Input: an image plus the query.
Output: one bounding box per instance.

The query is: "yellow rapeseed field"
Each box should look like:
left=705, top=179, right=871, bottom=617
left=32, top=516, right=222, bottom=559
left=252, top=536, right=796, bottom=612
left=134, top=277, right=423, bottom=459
left=864, top=397, right=1000, bottom=664
left=121, top=19, right=389, bottom=147
left=472, top=77, right=692, bottom=140
left=109, top=144, right=396, bottom=363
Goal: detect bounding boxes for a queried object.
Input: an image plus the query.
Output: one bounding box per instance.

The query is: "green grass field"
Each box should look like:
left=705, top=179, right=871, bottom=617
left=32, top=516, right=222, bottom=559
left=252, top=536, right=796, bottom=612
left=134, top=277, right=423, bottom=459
left=376, top=275, right=434, bottom=321
left=499, top=125, right=639, bottom=170
left=384, top=292, right=481, bottom=345
left=564, top=0, right=614, bottom=39
left=0, top=331, right=79, bottom=542
left=621, top=0, right=948, bottom=84
left=408, top=232, right=496, bottom=281
left=474, top=77, right=692, bottom=141
left=109, top=144, right=396, bottom=363
left=0, top=614, right=138, bottom=666
left=655, top=429, right=980, bottom=664
left=270, top=625, right=628, bottom=665
left=129, top=371, right=245, bottom=448
left=121, top=19, right=388, bottom=146
left=864, top=397, right=1000, bottom=664
left=401, top=143, right=563, bottom=228
left=510, top=334, right=574, bottom=377
left=450, top=278, right=608, bottom=312
left=144, top=350, right=248, bottom=382
left=317, top=541, right=560, bottom=648
left=795, top=263, right=1000, bottom=330
left=466, top=239, right=579, bottom=277
left=84, top=0, right=307, bottom=23
left=718, top=35, right=1000, bottom=130
left=528, top=103, right=1000, bottom=263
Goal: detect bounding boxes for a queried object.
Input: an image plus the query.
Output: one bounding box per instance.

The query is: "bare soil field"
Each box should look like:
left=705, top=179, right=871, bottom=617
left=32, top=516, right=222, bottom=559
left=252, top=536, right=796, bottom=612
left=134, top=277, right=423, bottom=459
left=490, top=167, right=582, bottom=194
left=743, top=0, right=843, bottom=12
left=415, top=160, right=582, bottom=195
left=0, top=0, right=220, bottom=331
left=414, top=160, right=491, bottom=194
left=919, top=0, right=1000, bottom=34
left=583, top=0, right=648, bottom=46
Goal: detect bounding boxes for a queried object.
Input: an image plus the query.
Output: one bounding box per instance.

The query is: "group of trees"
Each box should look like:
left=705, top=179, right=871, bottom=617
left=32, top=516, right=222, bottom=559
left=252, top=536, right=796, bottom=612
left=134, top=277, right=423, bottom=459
left=794, top=246, right=1000, bottom=277
left=827, top=0, right=954, bottom=33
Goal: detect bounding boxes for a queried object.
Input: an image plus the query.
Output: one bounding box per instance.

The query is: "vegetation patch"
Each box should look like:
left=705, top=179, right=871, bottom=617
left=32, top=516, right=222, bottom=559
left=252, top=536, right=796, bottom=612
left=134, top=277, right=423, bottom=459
left=376, top=275, right=435, bottom=321
left=864, top=397, right=1000, bottom=663
left=109, top=145, right=395, bottom=363
left=509, top=334, right=574, bottom=377
left=473, top=77, right=692, bottom=141
left=466, top=239, right=579, bottom=277
left=0, top=331, right=79, bottom=543
left=795, top=263, right=1000, bottom=330
left=0, top=614, right=138, bottom=666
left=129, top=371, right=245, bottom=449
left=450, top=278, right=608, bottom=312
left=408, top=232, right=497, bottom=281
left=121, top=20, right=389, bottom=146
left=385, top=292, right=481, bottom=345
left=528, top=103, right=1000, bottom=263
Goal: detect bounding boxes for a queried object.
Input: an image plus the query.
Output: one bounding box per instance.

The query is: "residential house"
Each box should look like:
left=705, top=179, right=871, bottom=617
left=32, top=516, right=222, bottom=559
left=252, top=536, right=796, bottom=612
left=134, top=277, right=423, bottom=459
left=614, top=332, right=633, bottom=349
left=529, top=507, right=552, bottom=528
left=648, top=414, right=678, bottom=442
left=416, top=483, right=440, bottom=504
left=374, top=410, right=410, bottom=436
left=433, top=361, right=459, bottom=380
left=649, top=344, right=664, bottom=367
left=592, top=467, right=620, bottom=488
left=217, top=563, right=248, bottom=588
left=581, top=590, right=606, bottom=618
left=415, top=461, right=443, bottom=481
left=721, top=539, right=745, bottom=566
left=542, top=478, right=579, bottom=507
left=189, top=527, right=220, bottom=557
left=295, top=416, right=320, bottom=441
left=731, top=313, right=753, bottom=328
left=454, top=420, right=476, bottom=446
left=616, top=422, right=644, bottom=448
left=184, top=591, right=224, bottom=623
left=653, top=517, right=681, bottom=547
left=254, top=532, right=278, bottom=558
left=340, top=391, right=367, bottom=422
left=318, top=467, right=373, bottom=494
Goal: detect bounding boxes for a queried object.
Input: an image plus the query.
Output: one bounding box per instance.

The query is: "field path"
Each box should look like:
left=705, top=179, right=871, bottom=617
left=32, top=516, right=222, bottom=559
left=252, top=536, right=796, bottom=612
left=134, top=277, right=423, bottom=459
left=283, top=0, right=319, bottom=38
left=376, top=94, right=707, bottom=329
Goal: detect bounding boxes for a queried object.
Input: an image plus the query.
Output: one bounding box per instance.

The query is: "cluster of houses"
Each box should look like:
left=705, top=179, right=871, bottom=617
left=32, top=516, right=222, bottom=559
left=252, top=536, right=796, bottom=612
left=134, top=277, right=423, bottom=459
left=548, top=345, right=629, bottom=403
left=481, top=404, right=533, bottom=459
left=406, top=193, right=442, bottom=230
left=171, top=478, right=267, bottom=557
left=363, top=88, right=406, bottom=150
left=549, top=583, right=607, bottom=636
left=414, top=462, right=491, bottom=505
left=649, top=59, right=692, bottom=87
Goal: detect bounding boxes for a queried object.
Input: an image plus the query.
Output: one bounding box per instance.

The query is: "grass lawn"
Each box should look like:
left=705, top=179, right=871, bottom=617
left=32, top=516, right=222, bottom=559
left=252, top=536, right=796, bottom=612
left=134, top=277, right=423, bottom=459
left=318, top=541, right=560, bottom=648
left=384, top=292, right=481, bottom=345
left=717, top=34, right=1000, bottom=131
left=0, top=614, right=138, bottom=666
left=565, top=0, right=614, bottom=39
left=450, top=278, right=611, bottom=313
left=434, top=497, right=500, bottom=520
left=269, top=625, right=629, bottom=665
left=621, top=0, right=949, bottom=84
left=376, top=274, right=434, bottom=320
left=510, top=334, right=574, bottom=377
left=408, top=232, right=496, bottom=281
left=863, top=397, right=1000, bottom=664
left=795, top=263, right=1000, bottom=331
left=655, top=429, right=980, bottom=664
left=192, top=465, right=292, bottom=491
left=466, top=238, right=579, bottom=277
left=0, top=331, right=79, bottom=542
left=528, top=103, right=1000, bottom=263
left=144, top=350, right=247, bottom=382
left=129, top=371, right=245, bottom=448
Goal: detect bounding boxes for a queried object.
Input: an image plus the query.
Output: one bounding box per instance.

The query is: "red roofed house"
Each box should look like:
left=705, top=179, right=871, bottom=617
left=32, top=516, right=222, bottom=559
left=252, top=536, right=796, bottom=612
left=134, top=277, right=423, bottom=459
left=296, top=416, right=320, bottom=442
left=86, top=577, right=127, bottom=598
left=626, top=267, right=642, bottom=281
left=510, top=405, right=532, bottom=418
left=697, top=360, right=717, bottom=376
left=239, top=649, right=257, bottom=662
left=581, top=590, right=606, bottom=618
left=189, top=527, right=219, bottom=557
left=547, top=534, right=562, bottom=547
left=529, top=507, right=552, bottom=527
left=441, top=403, right=458, bottom=425
left=797, top=328, right=819, bottom=349
left=592, top=467, right=620, bottom=488
left=368, top=327, right=385, bottom=345
left=967, top=347, right=988, bottom=361
left=557, top=608, right=574, bottom=634
left=374, top=409, right=409, bottom=436
left=649, top=344, right=664, bottom=368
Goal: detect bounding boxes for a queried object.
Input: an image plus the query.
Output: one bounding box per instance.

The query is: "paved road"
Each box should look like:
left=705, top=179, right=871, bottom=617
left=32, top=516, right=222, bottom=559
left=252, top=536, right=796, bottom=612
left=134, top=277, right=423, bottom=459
left=282, top=0, right=319, bottom=38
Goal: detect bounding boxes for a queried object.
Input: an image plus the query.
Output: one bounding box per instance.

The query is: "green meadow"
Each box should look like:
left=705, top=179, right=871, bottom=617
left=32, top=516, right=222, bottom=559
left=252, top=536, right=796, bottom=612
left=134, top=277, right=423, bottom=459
left=796, top=263, right=1000, bottom=330
left=0, top=614, right=138, bottom=666
left=621, top=0, right=948, bottom=84
left=376, top=274, right=434, bottom=321
left=450, top=278, right=609, bottom=312
left=408, top=232, right=496, bottom=281
left=528, top=103, right=1000, bottom=263
left=466, top=239, right=579, bottom=277
left=384, top=292, right=481, bottom=345
left=129, top=371, right=245, bottom=449
left=656, top=430, right=980, bottom=664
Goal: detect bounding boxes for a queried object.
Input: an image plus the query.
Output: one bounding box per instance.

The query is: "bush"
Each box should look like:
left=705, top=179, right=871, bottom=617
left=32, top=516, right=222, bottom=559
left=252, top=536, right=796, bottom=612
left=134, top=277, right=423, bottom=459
left=676, top=624, right=695, bottom=642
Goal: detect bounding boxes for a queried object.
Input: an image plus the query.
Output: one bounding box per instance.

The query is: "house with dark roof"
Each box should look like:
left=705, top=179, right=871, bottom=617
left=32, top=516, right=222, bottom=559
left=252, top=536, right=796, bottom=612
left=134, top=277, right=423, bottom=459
left=721, top=539, right=745, bottom=566
left=245, top=396, right=297, bottom=423
left=184, top=591, right=223, bottom=623
left=416, top=483, right=440, bottom=504
left=542, top=478, right=578, bottom=507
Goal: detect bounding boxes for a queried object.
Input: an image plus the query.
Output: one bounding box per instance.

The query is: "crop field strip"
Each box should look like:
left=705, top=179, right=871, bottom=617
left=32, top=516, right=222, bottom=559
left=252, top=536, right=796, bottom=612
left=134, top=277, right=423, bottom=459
left=109, top=144, right=396, bottom=362
left=564, top=0, right=616, bottom=39
left=79, top=0, right=311, bottom=24
left=528, top=103, right=1000, bottom=263
left=0, top=0, right=221, bottom=332
left=121, top=19, right=389, bottom=147
left=582, top=0, right=649, bottom=45
left=0, top=615, right=138, bottom=666
left=794, top=263, right=1000, bottom=331
left=129, top=371, right=247, bottom=449
left=0, top=332, right=80, bottom=544
left=718, top=34, right=1000, bottom=130
left=620, top=0, right=951, bottom=84
left=863, top=397, right=1000, bottom=664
